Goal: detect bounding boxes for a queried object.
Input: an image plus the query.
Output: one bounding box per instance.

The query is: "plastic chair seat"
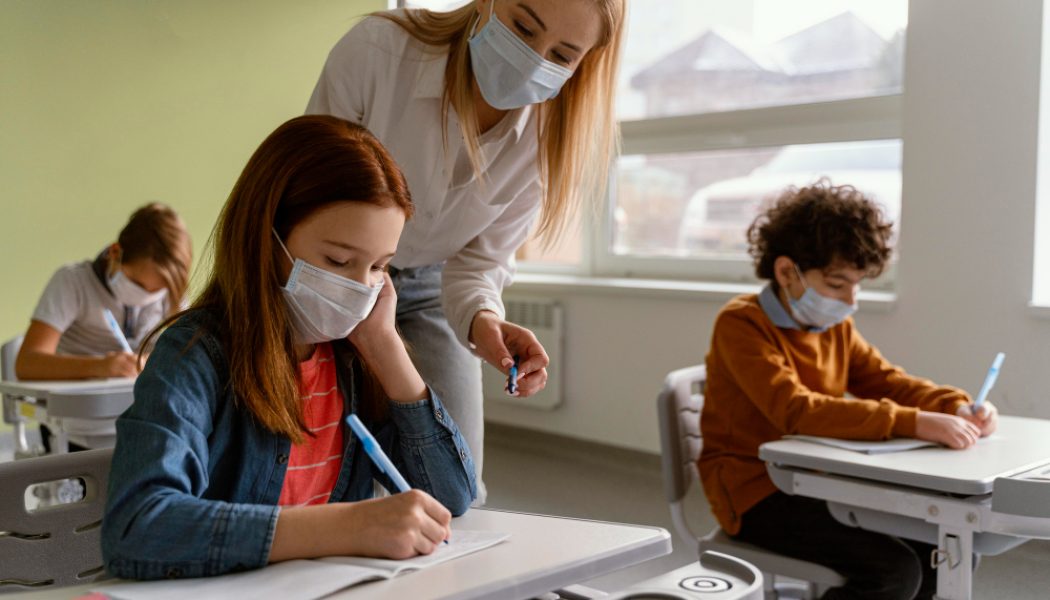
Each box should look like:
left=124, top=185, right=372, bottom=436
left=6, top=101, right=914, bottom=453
left=700, top=527, right=846, bottom=588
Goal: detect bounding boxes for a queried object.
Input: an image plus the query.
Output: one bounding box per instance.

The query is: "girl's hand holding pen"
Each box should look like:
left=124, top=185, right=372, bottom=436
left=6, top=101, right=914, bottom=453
left=98, top=351, right=140, bottom=378
left=342, top=490, right=452, bottom=559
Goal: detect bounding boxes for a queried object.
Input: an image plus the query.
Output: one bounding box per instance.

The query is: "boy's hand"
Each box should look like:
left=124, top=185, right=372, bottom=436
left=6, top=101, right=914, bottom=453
left=915, top=412, right=981, bottom=449
left=956, top=401, right=998, bottom=437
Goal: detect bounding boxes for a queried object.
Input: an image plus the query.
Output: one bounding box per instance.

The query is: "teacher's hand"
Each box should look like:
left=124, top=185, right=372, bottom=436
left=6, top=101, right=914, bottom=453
left=470, top=310, right=549, bottom=397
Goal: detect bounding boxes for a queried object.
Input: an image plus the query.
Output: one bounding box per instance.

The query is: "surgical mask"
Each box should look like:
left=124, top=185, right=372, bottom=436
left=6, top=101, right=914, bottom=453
left=273, top=230, right=383, bottom=344
left=787, top=263, right=857, bottom=332
left=108, top=269, right=167, bottom=307
left=468, top=0, right=573, bottom=110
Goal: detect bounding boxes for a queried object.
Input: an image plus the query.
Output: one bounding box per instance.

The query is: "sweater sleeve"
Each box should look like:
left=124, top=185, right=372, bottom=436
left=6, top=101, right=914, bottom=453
left=846, top=322, right=971, bottom=434
left=712, top=308, right=919, bottom=440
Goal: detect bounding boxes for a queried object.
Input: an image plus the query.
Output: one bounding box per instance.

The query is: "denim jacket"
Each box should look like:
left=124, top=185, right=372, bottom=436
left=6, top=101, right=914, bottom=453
left=101, top=309, right=477, bottom=580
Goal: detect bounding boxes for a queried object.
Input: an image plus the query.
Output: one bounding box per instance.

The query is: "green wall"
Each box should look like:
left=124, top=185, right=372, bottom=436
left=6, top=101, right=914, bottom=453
left=0, top=0, right=384, bottom=341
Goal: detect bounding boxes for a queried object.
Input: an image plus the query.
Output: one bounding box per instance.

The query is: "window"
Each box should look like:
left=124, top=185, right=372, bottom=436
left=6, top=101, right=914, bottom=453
left=395, top=0, right=907, bottom=286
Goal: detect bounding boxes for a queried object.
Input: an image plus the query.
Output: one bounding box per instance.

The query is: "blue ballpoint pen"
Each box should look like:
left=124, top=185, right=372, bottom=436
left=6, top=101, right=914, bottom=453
left=346, top=413, right=411, bottom=492
left=972, top=352, right=1005, bottom=416
left=346, top=414, right=448, bottom=544
left=102, top=308, right=133, bottom=353
left=507, top=355, right=519, bottom=395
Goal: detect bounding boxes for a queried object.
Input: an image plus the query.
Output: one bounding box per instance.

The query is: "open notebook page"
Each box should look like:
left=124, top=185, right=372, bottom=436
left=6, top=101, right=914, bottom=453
left=783, top=435, right=939, bottom=454
left=94, top=530, right=509, bottom=600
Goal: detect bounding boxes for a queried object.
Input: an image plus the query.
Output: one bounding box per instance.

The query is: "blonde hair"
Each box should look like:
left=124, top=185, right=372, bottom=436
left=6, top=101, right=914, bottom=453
left=376, top=0, right=625, bottom=244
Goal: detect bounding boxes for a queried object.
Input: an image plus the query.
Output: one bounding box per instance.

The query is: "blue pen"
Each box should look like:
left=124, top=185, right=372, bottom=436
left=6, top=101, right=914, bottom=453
left=102, top=309, right=133, bottom=353
left=346, top=414, right=447, bottom=544
left=507, top=355, right=519, bottom=395
left=973, top=352, right=1005, bottom=416
left=347, top=413, right=411, bottom=492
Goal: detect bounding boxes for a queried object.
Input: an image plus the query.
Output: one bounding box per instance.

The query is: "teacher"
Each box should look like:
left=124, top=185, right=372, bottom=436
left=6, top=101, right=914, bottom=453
left=307, top=0, right=626, bottom=501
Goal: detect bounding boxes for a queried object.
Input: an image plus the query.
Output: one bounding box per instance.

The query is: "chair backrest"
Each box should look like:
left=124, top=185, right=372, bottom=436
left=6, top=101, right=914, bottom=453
left=656, top=364, right=706, bottom=553
left=1, top=336, right=23, bottom=382
left=0, top=448, right=113, bottom=593
left=2, top=337, right=25, bottom=429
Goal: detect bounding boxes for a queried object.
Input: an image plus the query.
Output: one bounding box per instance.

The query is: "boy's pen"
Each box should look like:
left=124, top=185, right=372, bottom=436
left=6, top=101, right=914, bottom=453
left=507, top=355, right=519, bottom=395
left=972, top=352, right=1005, bottom=416
left=102, top=308, right=133, bottom=353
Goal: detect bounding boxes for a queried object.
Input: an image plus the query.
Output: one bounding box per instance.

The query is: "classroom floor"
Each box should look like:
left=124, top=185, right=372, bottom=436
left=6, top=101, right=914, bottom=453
left=4, top=422, right=1049, bottom=597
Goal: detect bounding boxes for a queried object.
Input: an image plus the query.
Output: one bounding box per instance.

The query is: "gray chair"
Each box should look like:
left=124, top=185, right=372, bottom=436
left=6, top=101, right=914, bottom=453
left=1, top=336, right=42, bottom=459
left=657, top=365, right=846, bottom=599
left=0, top=447, right=113, bottom=592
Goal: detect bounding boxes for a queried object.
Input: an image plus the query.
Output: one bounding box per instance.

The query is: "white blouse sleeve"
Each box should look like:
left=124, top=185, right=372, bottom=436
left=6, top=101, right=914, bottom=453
left=441, top=180, right=543, bottom=348
left=305, top=16, right=394, bottom=122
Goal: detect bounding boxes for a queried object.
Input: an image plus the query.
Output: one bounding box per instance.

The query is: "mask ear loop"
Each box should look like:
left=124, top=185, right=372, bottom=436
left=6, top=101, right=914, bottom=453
left=470, top=0, right=495, bottom=38
left=792, top=261, right=810, bottom=293
left=271, top=228, right=296, bottom=264
left=107, top=244, right=124, bottom=279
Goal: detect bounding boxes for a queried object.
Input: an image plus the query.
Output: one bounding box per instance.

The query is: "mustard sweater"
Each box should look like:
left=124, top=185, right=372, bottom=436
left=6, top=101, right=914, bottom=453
left=698, top=293, right=970, bottom=535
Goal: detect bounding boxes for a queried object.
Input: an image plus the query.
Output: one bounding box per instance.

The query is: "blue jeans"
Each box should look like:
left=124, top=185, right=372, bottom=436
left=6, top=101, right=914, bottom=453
left=391, top=264, right=487, bottom=504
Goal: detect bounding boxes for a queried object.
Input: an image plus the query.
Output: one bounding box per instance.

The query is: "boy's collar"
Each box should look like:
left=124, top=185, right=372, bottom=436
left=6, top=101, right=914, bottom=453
left=758, top=284, right=820, bottom=332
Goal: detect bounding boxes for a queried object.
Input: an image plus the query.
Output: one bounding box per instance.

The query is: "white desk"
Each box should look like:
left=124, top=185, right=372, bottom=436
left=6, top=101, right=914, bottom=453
left=0, top=378, right=134, bottom=453
left=14, top=508, right=672, bottom=600
left=0, top=378, right=135, bottom=419
left=759, top=415, right=1050, bottom=600
left=332, top=509, right=672, bottom=600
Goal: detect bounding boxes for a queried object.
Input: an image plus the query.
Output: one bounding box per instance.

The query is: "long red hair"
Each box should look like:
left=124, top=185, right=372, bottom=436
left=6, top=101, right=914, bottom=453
left=156, top=115, right=412, bottom=442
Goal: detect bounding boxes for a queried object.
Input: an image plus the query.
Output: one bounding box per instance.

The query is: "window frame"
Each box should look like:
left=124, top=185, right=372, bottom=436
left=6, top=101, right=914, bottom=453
left=392, top=0, right=904, bottom=290
left=595, top=95, right=903, bottom=288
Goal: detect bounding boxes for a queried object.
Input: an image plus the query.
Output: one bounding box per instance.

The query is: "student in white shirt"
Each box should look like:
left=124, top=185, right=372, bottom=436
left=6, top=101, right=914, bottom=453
left=307, top=0, right=625, bottom=501
left=16, top=202, right=192, bottom=451
left=16, top=202, right=192, bottom=380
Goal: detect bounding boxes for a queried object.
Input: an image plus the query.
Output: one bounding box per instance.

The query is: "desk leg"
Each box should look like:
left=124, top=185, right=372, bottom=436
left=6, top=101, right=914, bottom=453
left=48, top=423, right=69, bottom=455
left=934, top=525, right=973, bottom=600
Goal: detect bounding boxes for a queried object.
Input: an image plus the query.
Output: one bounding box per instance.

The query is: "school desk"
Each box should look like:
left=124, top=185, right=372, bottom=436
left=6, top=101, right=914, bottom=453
left=0, top=378, right=134, bottom=453
left=12, top=508, right=672, bottom=600
left=759, top=415, right=1050, bottom=600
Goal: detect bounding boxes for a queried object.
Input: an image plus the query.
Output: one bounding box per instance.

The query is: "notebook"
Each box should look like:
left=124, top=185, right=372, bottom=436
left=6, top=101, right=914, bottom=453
left=784, top=435, right=939, bottom=454
left=93, top=530, right=509, bottom=600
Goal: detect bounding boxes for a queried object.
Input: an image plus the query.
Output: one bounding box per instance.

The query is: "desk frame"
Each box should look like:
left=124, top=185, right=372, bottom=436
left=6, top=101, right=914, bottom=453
left=760, top=417, right=1050, bottom=600
left=0, top=379, right=134, bottom=455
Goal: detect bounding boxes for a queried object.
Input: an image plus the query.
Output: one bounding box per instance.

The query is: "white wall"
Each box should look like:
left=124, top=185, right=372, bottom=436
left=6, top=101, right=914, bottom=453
left=486, top=0, right=1050, bottom=454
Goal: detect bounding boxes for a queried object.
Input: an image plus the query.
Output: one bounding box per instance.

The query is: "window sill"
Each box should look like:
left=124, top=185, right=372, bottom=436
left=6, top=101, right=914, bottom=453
left=509, top=273, right=897, bottom=312
left=1027, top=303, right=1050, bottom=319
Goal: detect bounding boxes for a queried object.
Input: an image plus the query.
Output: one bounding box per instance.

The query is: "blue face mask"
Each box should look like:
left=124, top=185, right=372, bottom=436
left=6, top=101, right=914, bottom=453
left=468, top=0, right=574, bottom=110
left=788, top=263, right=857, bottom=332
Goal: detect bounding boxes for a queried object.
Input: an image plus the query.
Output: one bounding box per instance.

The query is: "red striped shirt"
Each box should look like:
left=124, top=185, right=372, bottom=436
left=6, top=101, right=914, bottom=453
left=279, top=343, right=343, bottom=507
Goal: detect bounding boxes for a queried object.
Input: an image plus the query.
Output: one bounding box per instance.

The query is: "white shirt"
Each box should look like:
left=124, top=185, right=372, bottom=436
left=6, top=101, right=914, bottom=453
left=32, top=259, right=170, bottom=356
left=306, top=14, right=543, bottom=347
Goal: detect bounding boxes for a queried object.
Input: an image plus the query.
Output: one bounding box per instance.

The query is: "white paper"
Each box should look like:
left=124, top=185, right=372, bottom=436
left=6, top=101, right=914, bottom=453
left=319, top=529, right=510, bottom=573
left=97, top=560, right=378, bottom=600
left=94, top=530, right=509, bottom=600
left=785, top=435, right=939, bottom=454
